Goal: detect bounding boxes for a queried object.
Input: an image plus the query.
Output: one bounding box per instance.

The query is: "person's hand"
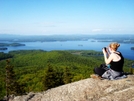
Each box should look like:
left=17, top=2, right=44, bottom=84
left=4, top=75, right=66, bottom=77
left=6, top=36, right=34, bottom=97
left=102, top=48, right=107, bottom=55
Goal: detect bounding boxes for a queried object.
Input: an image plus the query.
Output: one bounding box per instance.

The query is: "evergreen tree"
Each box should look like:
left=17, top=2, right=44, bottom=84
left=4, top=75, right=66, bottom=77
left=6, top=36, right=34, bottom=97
left=5, top=59, right=16, bottom=97
left=14, top=82, right=26, bottom=95
left=0, top=81, right=5, bottom=100
left=5, top=59, right=25, bottom=97
left=63, top=67, right=72, bottom=84
left=43, top=64, right=63, bottom=90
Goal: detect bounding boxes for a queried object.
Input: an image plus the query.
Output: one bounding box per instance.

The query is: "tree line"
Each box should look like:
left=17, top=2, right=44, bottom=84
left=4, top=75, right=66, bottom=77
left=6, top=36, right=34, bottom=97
left=0, top=50, right=133, bottom=99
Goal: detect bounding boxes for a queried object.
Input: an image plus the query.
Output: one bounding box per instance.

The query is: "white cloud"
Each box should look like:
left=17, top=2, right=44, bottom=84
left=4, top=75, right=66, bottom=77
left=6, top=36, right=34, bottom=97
left=91, top=28, right=114, bottom=33
left=92, top=29, right=103, bottom=32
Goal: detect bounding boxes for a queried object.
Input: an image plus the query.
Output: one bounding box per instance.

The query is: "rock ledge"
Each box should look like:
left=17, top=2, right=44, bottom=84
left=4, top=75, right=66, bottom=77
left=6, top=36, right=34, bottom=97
left=9, top=75, right=134, bottom=101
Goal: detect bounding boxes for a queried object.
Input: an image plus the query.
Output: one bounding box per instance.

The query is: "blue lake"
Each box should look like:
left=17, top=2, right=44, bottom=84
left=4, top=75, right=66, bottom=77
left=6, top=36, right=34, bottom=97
left=0, top=40, right=134, bottom=60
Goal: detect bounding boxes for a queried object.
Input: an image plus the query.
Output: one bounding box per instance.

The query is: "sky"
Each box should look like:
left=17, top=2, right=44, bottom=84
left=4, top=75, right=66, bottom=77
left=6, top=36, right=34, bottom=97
left=0, top=0, right=134, bottom=35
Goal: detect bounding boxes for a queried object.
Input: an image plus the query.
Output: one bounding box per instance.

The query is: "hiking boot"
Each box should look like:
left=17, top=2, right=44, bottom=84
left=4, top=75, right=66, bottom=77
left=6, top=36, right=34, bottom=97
left=90, top=74, right=102, bottom=79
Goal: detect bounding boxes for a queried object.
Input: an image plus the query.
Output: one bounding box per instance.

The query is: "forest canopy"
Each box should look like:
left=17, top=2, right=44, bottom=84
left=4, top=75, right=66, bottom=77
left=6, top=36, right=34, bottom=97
left=0, top=50, right=133, bottom=99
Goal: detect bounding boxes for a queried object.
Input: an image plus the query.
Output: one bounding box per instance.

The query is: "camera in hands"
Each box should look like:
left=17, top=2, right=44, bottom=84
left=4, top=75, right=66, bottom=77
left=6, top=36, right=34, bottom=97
left=103, top=47, right=111, bottom=55
left=103, top=47, right=107, bottom=51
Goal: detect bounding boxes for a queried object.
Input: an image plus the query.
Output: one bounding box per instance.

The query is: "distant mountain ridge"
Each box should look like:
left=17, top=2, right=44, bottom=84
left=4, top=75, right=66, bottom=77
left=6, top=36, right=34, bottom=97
left=0, top=34, right=134, bottom=43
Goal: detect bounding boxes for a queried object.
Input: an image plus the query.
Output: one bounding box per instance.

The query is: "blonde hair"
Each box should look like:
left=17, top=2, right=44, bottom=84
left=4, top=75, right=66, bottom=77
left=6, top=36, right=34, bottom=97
left=109, top=42, right=120, bottom=51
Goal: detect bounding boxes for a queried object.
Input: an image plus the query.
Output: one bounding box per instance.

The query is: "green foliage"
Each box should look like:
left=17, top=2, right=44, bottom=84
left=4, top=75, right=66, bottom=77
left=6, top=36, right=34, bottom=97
left=0, top=52, right=13, bottom=61
left=63, top=67, right=73, bottom=84
left=43, top=64, right=64, bottom=90
left=5, top=59, right=25, bottom=97
left=0, top=50, right=133, bottom=99
left=5, top=59, right=17, bottom=96
left=0, top=77, right=5, bottom=99
left=123, top=59, right=134, bottom=72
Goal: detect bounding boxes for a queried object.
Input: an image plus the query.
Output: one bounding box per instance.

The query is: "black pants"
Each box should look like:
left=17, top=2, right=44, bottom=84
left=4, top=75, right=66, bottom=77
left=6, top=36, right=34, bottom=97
left=94, top=64, right=109, bottom=76
left=94, top=67, right=106, bottom=76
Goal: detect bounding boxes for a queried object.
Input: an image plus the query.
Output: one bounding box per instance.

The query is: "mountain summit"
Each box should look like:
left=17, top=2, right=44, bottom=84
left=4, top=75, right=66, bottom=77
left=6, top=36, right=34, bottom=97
left=8, top=75, right=134, bottom=101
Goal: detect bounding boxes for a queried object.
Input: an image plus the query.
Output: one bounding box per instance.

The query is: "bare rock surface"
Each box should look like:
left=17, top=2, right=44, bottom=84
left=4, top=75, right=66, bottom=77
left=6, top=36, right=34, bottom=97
left=9, top=75, right=134, bottom=101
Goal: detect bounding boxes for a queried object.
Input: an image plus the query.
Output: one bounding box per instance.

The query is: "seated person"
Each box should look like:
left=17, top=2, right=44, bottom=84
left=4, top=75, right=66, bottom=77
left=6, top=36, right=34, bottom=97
left=91, top=42, right=127, bottom=80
